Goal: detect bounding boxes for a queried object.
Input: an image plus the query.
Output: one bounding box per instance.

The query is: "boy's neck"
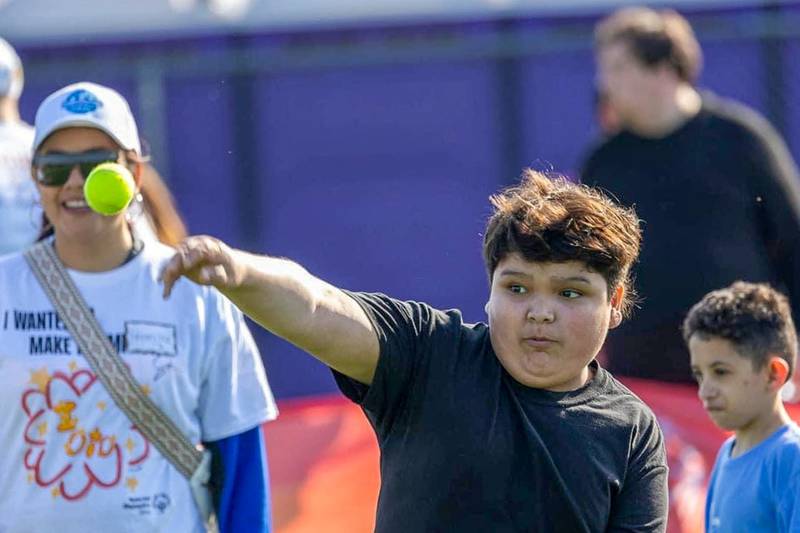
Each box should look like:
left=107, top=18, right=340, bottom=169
left=732, top=398, right=792, bottom=458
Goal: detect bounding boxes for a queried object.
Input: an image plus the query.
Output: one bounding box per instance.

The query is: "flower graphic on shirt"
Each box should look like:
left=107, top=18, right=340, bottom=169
left=20, top=366, right=150, bottom=501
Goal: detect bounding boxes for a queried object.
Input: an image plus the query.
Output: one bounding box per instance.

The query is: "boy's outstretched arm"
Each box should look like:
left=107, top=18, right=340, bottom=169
left=161, top=235, right=379, bottom=384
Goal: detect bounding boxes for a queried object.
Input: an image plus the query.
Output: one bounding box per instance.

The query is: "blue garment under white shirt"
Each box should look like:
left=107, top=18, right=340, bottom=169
left=210, top=425, right=271, bottom=533
left=706, top=423, right=800, bottom=532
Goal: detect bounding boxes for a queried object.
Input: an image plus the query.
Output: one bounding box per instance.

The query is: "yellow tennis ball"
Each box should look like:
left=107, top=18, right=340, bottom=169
left=83, top=162, right=136, bottom=216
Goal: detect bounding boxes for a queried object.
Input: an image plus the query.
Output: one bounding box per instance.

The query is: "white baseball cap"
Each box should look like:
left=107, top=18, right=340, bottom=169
left=33, top=81, right=141, bottom=154
left=0, top=38, right=22, bottom=99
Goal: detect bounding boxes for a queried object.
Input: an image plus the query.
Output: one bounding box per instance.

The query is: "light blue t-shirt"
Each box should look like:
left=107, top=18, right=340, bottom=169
left=706, top=423, right=800, bottom=532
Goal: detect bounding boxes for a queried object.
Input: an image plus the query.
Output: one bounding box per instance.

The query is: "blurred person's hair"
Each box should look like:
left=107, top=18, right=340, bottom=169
left=595, top=7, right=703, bottom=84
left=483, top=169, right=641, bottom=318
left=682, top=281, right=798, bottom=379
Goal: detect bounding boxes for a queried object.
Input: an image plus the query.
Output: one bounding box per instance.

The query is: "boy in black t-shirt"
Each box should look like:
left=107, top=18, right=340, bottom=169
left=162, top=169, right=668, bottom=532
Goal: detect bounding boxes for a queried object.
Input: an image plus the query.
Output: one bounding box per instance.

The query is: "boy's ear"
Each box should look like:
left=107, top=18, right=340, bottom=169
left=766, top=355, right=790, bottom=388
left=608, top=286, right=624, bottom=329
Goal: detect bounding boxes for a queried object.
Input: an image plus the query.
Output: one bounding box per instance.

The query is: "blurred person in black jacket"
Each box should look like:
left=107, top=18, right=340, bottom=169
left=582, top=6, right=800, bottom=383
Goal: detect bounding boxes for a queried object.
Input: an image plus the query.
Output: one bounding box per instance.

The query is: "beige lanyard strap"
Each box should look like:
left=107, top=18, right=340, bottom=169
left=24, top=241, right=203, bottom=479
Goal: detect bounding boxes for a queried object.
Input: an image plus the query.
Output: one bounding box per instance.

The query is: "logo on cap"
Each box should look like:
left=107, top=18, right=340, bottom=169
left=62, top=89, right=103, bottom=114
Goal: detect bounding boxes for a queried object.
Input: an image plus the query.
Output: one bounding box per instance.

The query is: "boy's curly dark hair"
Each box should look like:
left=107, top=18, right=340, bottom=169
left=482, top=169, right=642, bottom=318
left=682, top=281, right=797, bottom=377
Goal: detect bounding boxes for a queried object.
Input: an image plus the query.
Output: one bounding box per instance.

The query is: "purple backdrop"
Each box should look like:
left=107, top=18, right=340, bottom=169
left=15, top=7, right=800, bottom=398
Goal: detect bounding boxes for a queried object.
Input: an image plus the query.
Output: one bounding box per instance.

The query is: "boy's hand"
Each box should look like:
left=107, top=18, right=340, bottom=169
left=160, top=235, right=244, bottom=298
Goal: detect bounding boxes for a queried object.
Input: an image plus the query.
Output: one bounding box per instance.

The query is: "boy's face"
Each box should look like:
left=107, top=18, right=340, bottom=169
left=689, top=335, right=774, bottom=431
left=486, top=253, right=621, bottom=391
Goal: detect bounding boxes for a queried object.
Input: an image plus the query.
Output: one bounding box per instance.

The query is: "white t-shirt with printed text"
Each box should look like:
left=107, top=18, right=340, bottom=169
left=0, top=240, right=277, bottom=533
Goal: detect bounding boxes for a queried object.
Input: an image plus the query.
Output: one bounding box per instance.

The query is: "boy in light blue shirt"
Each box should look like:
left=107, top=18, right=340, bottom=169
left=684, top=281, right=800, bottom=532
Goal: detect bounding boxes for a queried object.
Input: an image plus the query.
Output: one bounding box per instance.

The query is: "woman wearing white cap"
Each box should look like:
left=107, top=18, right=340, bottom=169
left=0, top=82, right=277, bottom=533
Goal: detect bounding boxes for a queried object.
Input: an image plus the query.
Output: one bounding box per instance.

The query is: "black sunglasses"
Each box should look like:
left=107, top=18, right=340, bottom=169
left=32, top=149, right=124, bottom=187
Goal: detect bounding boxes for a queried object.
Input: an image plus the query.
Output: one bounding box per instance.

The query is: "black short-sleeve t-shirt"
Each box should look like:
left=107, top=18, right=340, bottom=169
left=333, top=292, right=668, bottom=533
